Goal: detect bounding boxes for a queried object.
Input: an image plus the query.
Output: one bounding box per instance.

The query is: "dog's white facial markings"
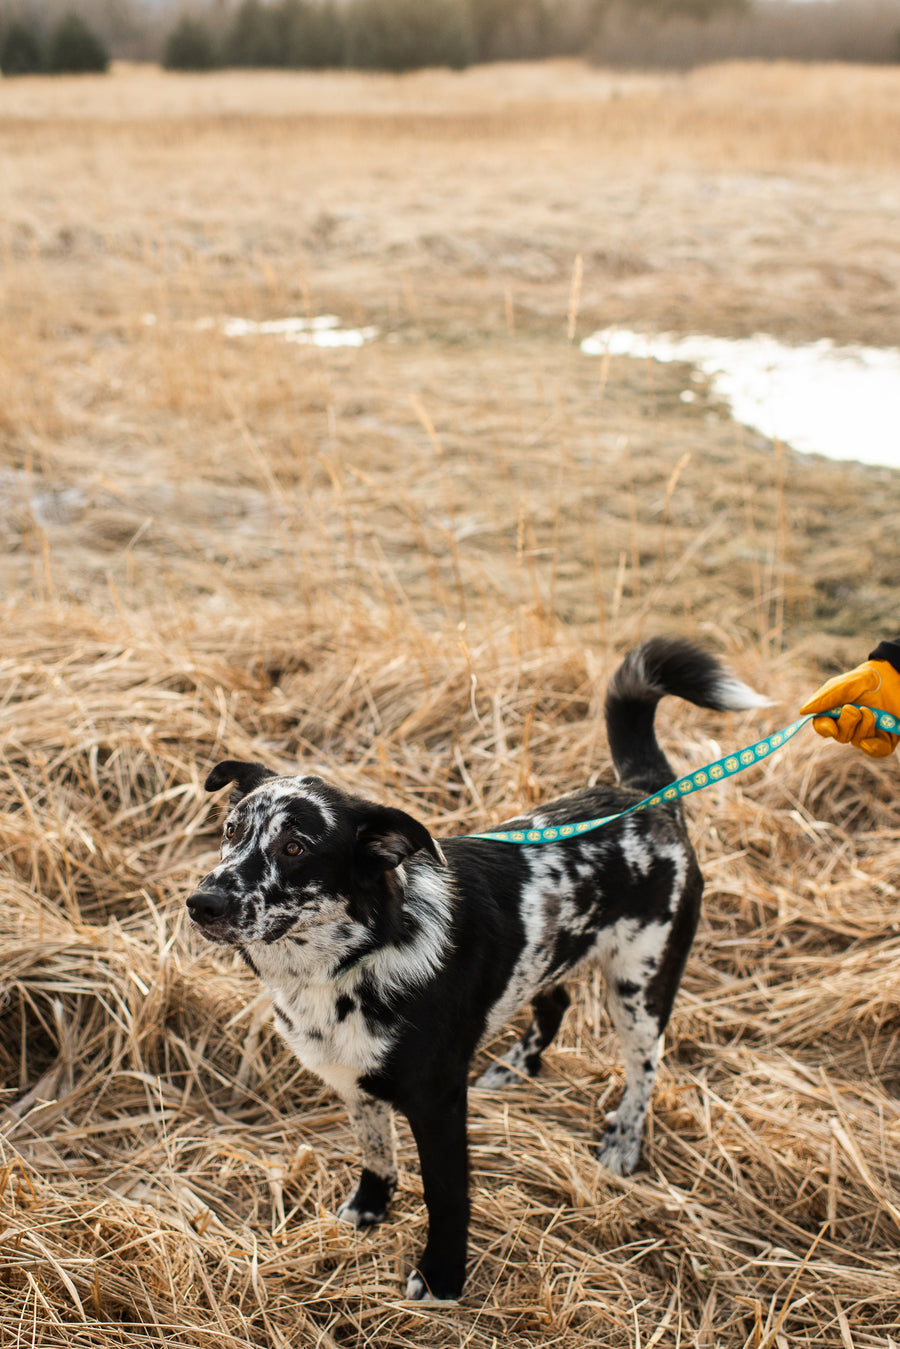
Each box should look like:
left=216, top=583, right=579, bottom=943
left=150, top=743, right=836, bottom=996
left=200, top=782, right=345, bottom=944
left=233, top=775, right=339, bottom=825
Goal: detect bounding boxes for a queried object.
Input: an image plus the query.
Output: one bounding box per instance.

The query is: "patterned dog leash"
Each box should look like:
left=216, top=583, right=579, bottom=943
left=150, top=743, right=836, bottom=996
left=463, top=705, right=900, bottom=846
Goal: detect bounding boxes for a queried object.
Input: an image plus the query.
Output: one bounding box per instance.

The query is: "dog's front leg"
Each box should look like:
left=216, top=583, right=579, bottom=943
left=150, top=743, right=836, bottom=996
left=337, top=1091, right=397, bottom=1226
left=403, top=1077, right=470, bottom=1301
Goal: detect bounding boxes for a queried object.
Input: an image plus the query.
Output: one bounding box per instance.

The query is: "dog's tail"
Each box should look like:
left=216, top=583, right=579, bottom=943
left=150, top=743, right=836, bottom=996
left=605, top=637, right=769, bottom=794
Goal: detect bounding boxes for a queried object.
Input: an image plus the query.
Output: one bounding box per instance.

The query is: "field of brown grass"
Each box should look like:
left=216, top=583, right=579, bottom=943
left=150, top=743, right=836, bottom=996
left=2, top=59, right=900, bottom=1348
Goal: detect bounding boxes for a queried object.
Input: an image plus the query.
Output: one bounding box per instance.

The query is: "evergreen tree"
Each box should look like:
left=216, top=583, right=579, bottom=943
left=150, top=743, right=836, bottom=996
left=471, top=0, right=554, bottom=62
left=47, top=11, right=109, bottom=73
left=277, top=0, right=344, bottom=69
left=0, top=18, right=43, bottom=74
left=223, top=0, right=280, bottom=66
left=164, top=14, right=219, bottom=70
left=345, top=0, right=471, bottom=72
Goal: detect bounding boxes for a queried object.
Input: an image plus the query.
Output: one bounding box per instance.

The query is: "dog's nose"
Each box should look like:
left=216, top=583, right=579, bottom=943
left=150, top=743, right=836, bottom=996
left=186, top=889, right=231, bottom=924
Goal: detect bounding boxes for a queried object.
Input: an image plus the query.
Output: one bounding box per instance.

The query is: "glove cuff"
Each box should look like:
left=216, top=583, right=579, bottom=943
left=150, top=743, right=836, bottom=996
left=871, top=660, right=900, bottom=718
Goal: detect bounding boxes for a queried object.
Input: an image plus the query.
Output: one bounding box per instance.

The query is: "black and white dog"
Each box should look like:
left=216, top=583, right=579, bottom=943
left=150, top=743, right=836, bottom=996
left=187, top=638, right=765, bottom=1301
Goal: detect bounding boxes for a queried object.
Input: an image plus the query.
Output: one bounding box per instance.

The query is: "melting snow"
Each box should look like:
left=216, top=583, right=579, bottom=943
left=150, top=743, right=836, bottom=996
left=220, top=314, right=378, bottom=347
left=581, top=328, right=900, bottom=469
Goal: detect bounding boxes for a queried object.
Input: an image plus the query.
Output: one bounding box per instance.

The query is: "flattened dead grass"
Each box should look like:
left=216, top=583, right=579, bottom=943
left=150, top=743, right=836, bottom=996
left=3, top=598, right=900, bottom=1347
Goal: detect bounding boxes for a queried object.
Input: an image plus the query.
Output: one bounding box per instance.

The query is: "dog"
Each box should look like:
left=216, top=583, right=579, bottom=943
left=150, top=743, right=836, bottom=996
left=186, top=637, right=765, bottom=1301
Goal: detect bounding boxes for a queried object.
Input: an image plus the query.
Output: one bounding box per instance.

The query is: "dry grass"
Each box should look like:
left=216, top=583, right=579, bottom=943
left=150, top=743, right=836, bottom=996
left=2, top=60, right=900, bottom=1348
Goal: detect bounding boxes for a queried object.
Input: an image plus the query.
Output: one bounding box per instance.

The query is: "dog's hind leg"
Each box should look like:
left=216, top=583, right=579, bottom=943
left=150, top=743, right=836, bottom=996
left=598, top=877, right=702, bottom=1175
left=337, top=1091, right=397, bottom=1226
left=596, top=978, right=663, bottom=1177
left=474, top=984, right=571, bottom=1088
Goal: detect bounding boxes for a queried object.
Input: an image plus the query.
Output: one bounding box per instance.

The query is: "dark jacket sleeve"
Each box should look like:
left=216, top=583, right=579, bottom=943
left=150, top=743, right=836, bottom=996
left=869, top=637, right=900, bottom=673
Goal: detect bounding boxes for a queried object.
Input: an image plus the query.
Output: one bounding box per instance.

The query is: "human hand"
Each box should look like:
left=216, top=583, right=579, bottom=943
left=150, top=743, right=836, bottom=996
left=800, top=660, right=900, bottom=758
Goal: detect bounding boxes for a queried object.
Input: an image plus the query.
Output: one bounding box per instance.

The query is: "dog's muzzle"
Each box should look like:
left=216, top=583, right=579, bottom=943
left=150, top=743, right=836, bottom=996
left=186, top=888, right=232, bottom=928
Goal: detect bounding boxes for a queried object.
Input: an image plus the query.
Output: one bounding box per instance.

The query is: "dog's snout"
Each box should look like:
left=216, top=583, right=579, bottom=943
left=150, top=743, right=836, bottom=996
left=186, top=889, right=230, bottom=925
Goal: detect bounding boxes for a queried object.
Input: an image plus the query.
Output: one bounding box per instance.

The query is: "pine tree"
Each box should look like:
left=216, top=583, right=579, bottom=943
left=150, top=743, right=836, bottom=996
left=164, top=15, right=219, bottom=70
left=47, top=12, right=109, bottom=73
left=0, top=19, right=43, bottom=75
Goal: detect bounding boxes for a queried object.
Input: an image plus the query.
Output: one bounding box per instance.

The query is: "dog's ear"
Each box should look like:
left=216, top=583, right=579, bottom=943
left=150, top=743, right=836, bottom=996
left=354, top=804, right=442, bottom=873
left=204, top=760, right=277, bottom=803
left=351, top=803, right=443, bottom=934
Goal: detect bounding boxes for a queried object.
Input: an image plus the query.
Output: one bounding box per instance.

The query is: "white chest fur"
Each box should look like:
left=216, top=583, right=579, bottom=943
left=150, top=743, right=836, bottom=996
left=242, top=865, right=453, bottom=1099
left=273, top=980, right=394, bottom=1094
left=247, top=938, right=395, bottom=1098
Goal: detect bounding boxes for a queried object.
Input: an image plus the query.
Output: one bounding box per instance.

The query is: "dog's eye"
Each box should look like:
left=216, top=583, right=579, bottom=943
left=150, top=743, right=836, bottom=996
left=284, top=840, right=304, bottom=857
left=224, top=822, right=236, bottom=839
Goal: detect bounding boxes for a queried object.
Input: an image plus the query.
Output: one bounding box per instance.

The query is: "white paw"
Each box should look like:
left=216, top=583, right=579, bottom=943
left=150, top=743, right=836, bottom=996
left=596, top=1111, right=641, bottom=1176
left=405, top=1271, right=457, bottom=1303
left=405, top=1271, right=427, bottom=1299
left=474, top=1061, right=519, bottom=1089
left=336, top=1198, right=384, bottom=1228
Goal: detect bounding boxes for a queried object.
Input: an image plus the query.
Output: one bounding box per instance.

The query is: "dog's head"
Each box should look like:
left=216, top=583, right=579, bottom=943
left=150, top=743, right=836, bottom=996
left=186, top=760, right=443, bottom=948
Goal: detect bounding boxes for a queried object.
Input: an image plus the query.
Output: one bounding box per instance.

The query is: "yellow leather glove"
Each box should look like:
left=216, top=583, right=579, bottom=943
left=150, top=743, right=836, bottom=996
left=800, top=659, right=900, bottom=758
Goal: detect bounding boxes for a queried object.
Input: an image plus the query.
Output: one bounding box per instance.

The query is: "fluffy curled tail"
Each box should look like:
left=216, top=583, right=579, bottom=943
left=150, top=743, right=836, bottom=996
left=605, top=637, right=768, bottom=794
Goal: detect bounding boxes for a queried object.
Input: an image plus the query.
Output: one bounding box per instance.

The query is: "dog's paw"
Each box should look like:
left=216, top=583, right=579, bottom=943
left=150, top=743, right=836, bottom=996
left=473, top=1060, right=521, bottom=1090
left=337, top=1195, right=389, bottom=1228
left=596, top=1111, right=642, bottom=1177
left=474, top=1042, right=539, bottom=1090
left=336, top=1168, right=396, bottom=1227
left=405, top=1269, right=461, bottom=1302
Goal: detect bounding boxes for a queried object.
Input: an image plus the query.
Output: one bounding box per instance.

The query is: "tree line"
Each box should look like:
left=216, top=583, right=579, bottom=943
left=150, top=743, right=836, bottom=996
left=1, top=9, right=109, bottom=74
left=0, top=0, right=748, bottom=77
left=2, top=0, right=896, bottom=77
left=162, top=0, right=603, bottom=73
left=0, top=0, right=600, bottom=75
